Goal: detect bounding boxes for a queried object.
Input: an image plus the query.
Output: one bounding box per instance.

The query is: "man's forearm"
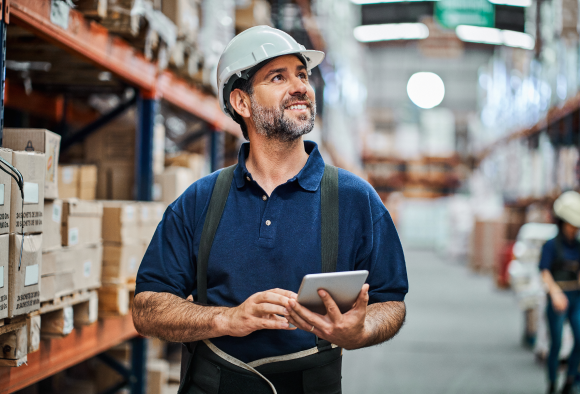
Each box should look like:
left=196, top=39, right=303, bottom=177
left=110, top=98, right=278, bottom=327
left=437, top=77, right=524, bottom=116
left=133, top=291, right=228, bottom=342
left=360, top=301, right=406, bottom=348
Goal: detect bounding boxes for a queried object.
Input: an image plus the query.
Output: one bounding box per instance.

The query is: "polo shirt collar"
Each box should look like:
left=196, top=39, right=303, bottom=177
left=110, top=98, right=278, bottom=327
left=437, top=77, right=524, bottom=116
left=233, top=140, right=325, bottom=192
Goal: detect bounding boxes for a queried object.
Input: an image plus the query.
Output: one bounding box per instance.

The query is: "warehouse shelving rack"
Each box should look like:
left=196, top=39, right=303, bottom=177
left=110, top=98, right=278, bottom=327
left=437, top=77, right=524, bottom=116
left=0, top=1, right=243, bottom=393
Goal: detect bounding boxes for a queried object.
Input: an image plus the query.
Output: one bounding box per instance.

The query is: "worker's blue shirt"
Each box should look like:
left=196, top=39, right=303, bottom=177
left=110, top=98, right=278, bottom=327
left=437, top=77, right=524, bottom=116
left=136, top=141, right=408, bottom=363
left=539, top=236, right=580, bottom=271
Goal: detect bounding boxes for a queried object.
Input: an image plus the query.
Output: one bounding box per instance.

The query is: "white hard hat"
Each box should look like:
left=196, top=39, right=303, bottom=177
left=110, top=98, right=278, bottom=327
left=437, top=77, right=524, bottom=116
left=554, top=191, right=580, bottom=227
left=217, top=25, right=325, bottom=119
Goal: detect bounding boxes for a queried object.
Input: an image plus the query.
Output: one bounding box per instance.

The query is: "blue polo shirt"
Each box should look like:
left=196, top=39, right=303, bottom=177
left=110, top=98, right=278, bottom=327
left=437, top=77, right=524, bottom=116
left=539, top=237, right=580, bottom=271
left=136, top=141, right=408, bottom=363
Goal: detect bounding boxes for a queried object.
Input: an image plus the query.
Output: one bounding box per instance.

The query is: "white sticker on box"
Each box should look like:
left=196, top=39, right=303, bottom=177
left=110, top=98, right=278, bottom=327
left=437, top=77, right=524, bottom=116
left=153, top=184, right=162, bottom=201
left=0, top=266, right=3, bottom=288
left=129, top=257, right=137, bottom=272
left=63, top=306, right=74, bottom=335
left=52, top=204, right=61, bottom=223
left=25, top=264, right=39, bottom=286
left=62, top=167, right=73, bottom=184
left=23, top=182, right=39, bottom=204
left=0, top=184, right=4, bottom=206
left=83, top=261, right=91, bottom=277
left=68, top=228, right=79, bottom=246
left=126, top=205, right=135, bottom=221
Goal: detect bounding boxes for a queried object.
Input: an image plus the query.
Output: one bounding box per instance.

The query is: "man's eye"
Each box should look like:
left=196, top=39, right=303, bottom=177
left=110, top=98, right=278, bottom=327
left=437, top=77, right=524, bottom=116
left=272, top=75, right=283, bottom=81
left=299, top=73, right=307, bottom=80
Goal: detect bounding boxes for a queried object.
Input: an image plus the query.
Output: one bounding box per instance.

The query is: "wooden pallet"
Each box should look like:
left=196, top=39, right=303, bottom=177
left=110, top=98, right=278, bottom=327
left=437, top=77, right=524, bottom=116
left=40, top=290, right=99, bottom=338
left=0, top=315, right=30, bottom=367
left=98, top=282, right=136, bottom=317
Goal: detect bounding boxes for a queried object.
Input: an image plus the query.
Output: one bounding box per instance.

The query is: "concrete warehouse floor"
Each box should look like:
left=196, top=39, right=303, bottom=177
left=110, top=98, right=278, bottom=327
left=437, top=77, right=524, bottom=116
left=342, top=249, right=546, bottom=394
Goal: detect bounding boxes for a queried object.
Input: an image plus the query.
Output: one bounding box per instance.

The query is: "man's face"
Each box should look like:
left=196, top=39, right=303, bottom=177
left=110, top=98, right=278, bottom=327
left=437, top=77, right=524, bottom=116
left=248, top=55, right=316, bottom=142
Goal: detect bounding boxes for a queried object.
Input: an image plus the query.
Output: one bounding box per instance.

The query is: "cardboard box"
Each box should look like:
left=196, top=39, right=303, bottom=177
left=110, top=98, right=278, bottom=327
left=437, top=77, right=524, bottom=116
left=10, top=151, right=45, bottom=234
left=97, top=161, right=134, bottom=201
left=71, top=244, right=103, bottom=291
left=3, top=129, right=61, bottom=199
left=9, top=233, right=42, bottom=317
left=79, top=165, right=97, bottom=200
left=154, top=167, right=195, bottom=206
left=59, top=165, right=98, bottom=200
left=102, top=243, right=144, bottom=283
left=138, top=202, right=164, bottom=244
left=102, top=201, right=139, bottom=244
left=43, top=199, right=62, bottom=251
left=162, top=0, right=199, bottom=41
left=62, top=199, right=103, bottom=247
left=0, top=234, right=8, bottom=319
left=59, top=165, right=79, bottom=199
left=0, top=148, right=12, bottom=235
left=40, top=272, right=74, bottom=303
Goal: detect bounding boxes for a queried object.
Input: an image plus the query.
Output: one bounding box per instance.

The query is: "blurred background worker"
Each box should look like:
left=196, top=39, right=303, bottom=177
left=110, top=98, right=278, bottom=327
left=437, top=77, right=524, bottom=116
left=540, top=191, right=580, bottom=394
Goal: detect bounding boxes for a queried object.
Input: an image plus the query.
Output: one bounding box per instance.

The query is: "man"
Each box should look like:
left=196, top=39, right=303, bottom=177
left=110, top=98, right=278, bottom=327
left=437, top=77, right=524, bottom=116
left=133, top=26, right=408, bottom=394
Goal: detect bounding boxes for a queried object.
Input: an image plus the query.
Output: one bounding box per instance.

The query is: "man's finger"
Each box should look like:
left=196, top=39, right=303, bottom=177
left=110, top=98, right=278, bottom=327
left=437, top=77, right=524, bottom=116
left=255, top=291, right=291, bottom=307
left=260, top=318, right=291, bottom=330
left=268, top=288, right=298, bottom=299
left=287, top=307, right=314, bottom=332
left=352, top=284, right=370, bottom=310
left=253, top=303, right=288, bottom=316
left=288, top=299, right=327, bottom=329
left=317, top=289, right=342, bottom=321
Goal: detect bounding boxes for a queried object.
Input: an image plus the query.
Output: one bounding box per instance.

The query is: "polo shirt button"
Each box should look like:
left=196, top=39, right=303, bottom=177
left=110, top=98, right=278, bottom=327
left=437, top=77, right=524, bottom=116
left=262, top=195, right=267, bottom=201
left=246, top=176, right=251, bottom=182
left=266, top=220, right=271, bottom=226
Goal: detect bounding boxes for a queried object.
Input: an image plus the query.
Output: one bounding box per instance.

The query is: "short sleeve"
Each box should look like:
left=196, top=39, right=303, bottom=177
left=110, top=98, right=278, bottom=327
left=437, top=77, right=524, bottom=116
left=356, top=211, right=408, bottom=304
left=135, top=206, right=196, bottom=298
left=539, top=240, right=555, bottom=271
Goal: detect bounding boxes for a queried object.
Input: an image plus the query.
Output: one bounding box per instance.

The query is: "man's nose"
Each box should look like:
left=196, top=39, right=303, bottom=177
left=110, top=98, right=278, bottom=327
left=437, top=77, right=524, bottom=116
left=288, top=75, right=308, bottom=96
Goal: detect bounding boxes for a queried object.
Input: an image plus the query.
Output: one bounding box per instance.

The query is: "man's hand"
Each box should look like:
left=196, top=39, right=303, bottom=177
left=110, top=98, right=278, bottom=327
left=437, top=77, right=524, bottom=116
left=551, top=291, right=569, bottom=313
left=287, top=284, right=371, bottom=350
left=218, top=289, right=298, bottom=337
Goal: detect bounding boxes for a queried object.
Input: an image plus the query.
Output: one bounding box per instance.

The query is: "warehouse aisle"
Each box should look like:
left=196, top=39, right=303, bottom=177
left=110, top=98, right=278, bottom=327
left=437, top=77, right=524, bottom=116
left=342, top=249, right=545, bottom=394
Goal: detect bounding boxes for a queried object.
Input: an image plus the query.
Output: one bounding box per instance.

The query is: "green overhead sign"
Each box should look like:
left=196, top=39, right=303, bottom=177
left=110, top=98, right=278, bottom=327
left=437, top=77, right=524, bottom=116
left=435, top=0, right=495, bottom=29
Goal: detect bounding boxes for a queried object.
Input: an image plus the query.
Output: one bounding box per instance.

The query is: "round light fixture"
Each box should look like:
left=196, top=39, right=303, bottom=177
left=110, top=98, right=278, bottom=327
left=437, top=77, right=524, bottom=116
left=407, top=72, right=445, bottom=109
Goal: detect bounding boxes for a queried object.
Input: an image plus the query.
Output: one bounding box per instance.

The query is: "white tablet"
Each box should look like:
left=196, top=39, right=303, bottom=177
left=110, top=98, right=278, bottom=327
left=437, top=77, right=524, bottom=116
left=296, top=270, right=369, bottom=315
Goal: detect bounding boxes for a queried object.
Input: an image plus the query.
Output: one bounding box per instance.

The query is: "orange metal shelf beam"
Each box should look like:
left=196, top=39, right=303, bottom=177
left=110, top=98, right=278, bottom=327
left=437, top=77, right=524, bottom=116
left=0, top=314, right=138, bottom=394
left=8, top=0, right=242, bottom=138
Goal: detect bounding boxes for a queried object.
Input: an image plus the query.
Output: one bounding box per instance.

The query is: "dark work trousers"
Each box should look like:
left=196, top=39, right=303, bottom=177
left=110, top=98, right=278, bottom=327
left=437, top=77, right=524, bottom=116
left=178, top=341, right=342, bottom=394
left=547, top=290, right=580, bottom=383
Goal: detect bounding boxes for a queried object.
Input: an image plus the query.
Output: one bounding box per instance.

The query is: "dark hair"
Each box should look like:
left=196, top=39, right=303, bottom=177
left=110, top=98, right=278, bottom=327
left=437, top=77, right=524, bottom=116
left=230, top=74, right=257, bottom=141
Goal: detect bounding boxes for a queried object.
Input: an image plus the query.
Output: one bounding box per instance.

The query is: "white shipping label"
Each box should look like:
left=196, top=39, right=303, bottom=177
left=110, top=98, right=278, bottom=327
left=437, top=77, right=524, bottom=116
left=0, top=184, right=4, bottom=206
left=50, top=0, right=70, bottom=30
left=25, top=264, right=39, bottom=286
left=83, top=261, right=91, bottom=277
left=126, top=206, right=135, bottom=221
left=129, top=257, right=137, bottom=272
left=52, top=204, right=61, bottom=223
left=23, top=182, right=39, bottom=204
left=68, top=228, right=79, bottom=246
left=62, top=167, right=74, bottom=184
left=0, top=266, right=4, bottom=288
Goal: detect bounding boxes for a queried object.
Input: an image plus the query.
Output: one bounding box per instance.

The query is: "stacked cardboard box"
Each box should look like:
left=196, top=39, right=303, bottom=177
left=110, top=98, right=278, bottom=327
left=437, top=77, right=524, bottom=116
left=99, top=201, right=144, bottom=316
left=59, top=165, right=98, bottom=200
left=6, top=151, right=45, bottom=318
left=84, top=112, right=136, bottom=201
left=154, top=167, right=195, bottom=206
left=0, top=149, right=11, bottom=318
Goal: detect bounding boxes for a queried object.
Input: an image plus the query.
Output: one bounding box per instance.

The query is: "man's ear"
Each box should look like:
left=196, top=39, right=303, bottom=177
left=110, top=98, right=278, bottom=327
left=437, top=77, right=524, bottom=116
left=229, top=89, right=251, bottom=119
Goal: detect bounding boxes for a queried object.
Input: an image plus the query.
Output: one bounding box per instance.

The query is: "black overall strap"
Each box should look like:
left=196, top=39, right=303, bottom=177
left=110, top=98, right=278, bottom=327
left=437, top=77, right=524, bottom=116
left=321, top=164, right=339, bottom=274
left=197, top=164, right=237, bottom=304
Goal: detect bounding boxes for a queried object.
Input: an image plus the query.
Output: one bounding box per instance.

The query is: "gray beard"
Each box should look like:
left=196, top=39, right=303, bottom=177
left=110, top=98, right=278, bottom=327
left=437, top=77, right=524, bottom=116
left=250, top=95, right=316, bottom=142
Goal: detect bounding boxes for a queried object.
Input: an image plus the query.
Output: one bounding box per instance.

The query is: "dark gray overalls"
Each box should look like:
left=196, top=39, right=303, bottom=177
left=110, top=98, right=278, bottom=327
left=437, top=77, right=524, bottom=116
left=177, top=164, right=343, bottom=394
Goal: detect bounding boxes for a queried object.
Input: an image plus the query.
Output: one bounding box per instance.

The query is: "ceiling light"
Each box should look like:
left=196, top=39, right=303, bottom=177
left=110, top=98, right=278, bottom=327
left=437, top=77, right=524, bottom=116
left=456, top=25, right=535, bottom=50
left=407, top=72, right=445, bottom=109
left=354, top=23, right=429, bottom=43
left=488, top=0, right=531, bottom=6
